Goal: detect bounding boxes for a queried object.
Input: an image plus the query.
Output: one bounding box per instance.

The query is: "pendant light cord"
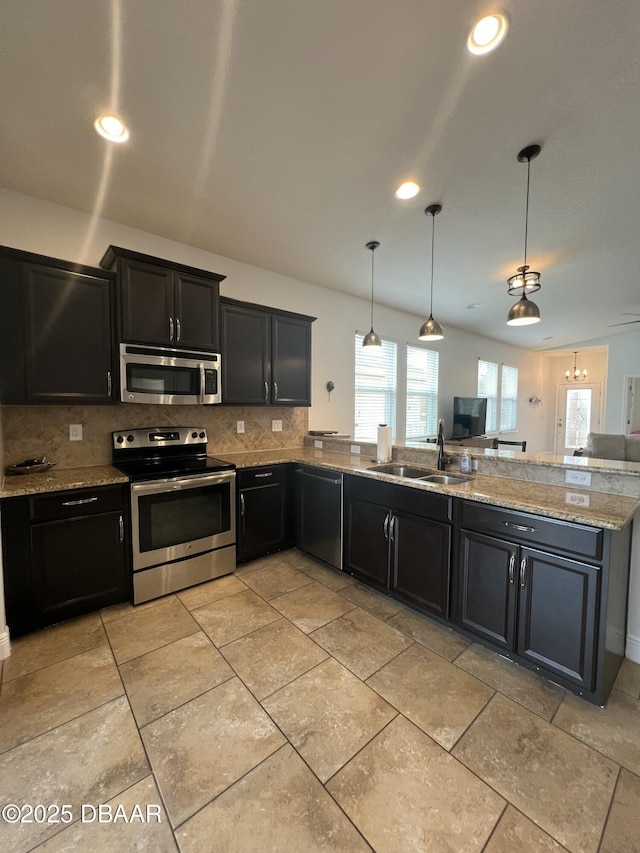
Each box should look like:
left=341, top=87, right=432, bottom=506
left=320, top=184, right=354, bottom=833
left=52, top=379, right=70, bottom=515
left=429, top=213, right=435, bottom=315
left=523, top=156, right=531, bottom=268
left=370, top=245, right=375, bottom=328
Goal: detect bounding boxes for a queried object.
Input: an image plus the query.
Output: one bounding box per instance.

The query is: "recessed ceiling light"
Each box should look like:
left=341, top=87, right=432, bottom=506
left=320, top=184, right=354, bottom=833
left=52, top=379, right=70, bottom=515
left=394, top=181, right=420, bottom=200
left=467, top=14, right=509, bottom=56
left=466, top=302, right=483, bottom=309
left=94, top=114, right=130, bottom=143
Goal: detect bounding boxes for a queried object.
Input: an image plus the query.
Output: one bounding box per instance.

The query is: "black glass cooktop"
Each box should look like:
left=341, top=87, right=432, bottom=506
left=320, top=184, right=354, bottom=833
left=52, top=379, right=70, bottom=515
left=113, top=455, right=235, bottom=482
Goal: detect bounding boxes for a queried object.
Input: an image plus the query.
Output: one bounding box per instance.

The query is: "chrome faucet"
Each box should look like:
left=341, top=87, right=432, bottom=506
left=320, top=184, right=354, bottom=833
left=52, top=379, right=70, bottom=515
left=437, top=418, right=446, bottom=470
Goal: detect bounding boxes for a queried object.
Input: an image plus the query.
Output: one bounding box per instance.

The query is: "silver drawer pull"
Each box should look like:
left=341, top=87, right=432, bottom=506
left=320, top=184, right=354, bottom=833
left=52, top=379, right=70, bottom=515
left=254, top=472, right=273, bottom=478
left=61, top=497, right=98, bottom=506
left=504, top=521, right=537, bottom=533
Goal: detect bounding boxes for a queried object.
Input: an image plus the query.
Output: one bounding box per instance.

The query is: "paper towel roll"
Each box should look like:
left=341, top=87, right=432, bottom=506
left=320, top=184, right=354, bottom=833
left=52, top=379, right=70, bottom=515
left=376, top=424, right=392, bottom=462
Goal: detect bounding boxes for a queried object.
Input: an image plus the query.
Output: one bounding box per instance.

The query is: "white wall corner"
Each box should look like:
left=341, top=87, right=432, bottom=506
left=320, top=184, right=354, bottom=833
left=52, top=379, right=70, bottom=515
left=0, top=627, right=11, bottom=660
left=625, top=632, right=640, bottom=664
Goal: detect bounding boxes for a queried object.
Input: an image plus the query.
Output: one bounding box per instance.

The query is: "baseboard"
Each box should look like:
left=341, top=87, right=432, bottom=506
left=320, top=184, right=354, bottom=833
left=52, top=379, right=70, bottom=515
left=625, top=632, right=640, bottom=664
left=0, top=626, right=11, bottom=660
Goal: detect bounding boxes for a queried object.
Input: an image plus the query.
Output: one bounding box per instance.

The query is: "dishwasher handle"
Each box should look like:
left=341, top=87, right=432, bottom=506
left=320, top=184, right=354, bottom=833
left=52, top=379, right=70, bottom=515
left=296, top=470, right=342, bottom=486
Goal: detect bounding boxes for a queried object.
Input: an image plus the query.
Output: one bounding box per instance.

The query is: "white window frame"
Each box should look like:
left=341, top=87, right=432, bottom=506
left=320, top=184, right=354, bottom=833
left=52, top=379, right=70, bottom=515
left=477, top=359, right=519, bottom=434
left=354, top=333, right=398, bottom=442
left=406, top=344, right=439, bottom=441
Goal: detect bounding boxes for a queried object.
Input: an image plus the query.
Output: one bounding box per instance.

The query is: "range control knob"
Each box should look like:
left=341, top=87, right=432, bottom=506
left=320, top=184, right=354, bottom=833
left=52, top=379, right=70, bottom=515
left=127, top=434, right=134, bottom=442
left=199, top=431, right=206, bottom=439
left=116, top=435, right=124, bottom=444
left=191, top=432, right=198, bottom=439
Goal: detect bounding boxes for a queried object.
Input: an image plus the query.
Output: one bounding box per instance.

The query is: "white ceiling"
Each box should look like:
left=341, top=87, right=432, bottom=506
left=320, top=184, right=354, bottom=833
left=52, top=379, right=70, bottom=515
left=2, top=0, right=640, bottom=349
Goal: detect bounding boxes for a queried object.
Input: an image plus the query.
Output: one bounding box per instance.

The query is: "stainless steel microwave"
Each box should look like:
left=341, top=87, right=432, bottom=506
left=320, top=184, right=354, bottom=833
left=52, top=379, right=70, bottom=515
left=119, top=343, right=221, bottom=405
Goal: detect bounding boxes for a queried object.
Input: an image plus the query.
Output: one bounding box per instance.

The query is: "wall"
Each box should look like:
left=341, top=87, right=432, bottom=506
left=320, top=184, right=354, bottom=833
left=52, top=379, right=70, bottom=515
left=0, top=189, right=549, bottom=452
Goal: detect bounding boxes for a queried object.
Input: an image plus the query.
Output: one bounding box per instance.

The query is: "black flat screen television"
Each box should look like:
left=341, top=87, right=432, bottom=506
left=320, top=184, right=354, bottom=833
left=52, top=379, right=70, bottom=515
left=452, top=396, right=487, bottom=438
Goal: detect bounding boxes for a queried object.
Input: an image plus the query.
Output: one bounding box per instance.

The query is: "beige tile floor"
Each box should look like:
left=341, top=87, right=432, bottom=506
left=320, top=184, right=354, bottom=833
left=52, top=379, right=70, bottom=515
left=0, top=548, right=639, bottom=852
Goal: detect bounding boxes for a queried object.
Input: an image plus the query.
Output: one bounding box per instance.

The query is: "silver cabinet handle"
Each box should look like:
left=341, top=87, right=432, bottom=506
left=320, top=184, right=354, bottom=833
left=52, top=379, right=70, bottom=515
left=240, top=493, right=245, bottom=517
left=176, top=318, right=181, bottom=342
left=119, top=514, right=124, bottom=542
left=61, top=496, right=98, bottom=506
left=508, top=552, right=516, bottom=584
left=273, top=381, right=278, bottom=400
left=169, top=317, right=174, bottom=341
left=383, top=512, right=390, bottom=539
left=389, top=514, right=396, bottom=542
left=504, top=521, right=537, bottom=534
left=255, top=472, right=273, bottom=478
left=520, top=557, right=527, bottom=588
left=107, top=371, right=112, bottom=396
left=264, top=381, right=269, bottom=401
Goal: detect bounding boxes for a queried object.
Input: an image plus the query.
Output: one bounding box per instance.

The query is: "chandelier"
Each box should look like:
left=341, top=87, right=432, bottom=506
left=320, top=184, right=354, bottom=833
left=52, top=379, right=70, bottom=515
left=565, top=351, right=587, bottom=383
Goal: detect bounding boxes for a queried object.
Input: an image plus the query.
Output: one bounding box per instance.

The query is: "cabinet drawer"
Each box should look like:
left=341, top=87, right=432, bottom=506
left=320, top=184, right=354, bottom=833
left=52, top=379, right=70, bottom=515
left=461, top=501, right=603, bottom=561
left=346, top=474, right=451, bottom=523
left=237, top=464, right=290, bottom=489
left=30, top=485, right=126, bottom=522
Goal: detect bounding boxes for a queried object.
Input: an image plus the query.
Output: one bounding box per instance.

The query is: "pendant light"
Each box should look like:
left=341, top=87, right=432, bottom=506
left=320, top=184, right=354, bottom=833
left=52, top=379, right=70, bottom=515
left=362, top=240, right=381, bottom=347
left=565, top=351, right=587, bottom=383
left=419, top=204, right=444, bottom=341
left=507, top=144, right=542, bottom=326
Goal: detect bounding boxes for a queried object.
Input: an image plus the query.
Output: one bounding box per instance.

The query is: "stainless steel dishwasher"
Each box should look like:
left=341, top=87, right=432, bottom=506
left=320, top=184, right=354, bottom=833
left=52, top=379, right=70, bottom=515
left=295, top=466, right=343, bottom=569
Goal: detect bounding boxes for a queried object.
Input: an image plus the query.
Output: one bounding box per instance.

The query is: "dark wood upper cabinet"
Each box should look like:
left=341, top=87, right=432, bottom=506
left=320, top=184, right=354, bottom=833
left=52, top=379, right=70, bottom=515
left=220, top=297, right=315, bottom=406
left=100, top=246, right=225, bottom=351
left=0, top=246, right=115, bottom=405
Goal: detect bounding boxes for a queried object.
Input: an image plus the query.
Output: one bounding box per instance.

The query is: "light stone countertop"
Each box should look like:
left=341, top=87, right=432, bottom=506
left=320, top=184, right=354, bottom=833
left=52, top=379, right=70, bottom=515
left=222, top=446, right=639, bottom=531
left=1, top=449, right=637, bottom=531
left=0, top=465, right=129, bottom=499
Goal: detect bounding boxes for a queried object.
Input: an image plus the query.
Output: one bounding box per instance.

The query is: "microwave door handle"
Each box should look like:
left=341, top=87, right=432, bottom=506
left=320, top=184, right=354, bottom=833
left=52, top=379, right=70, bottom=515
left=199, top=362, right=205, bottom=403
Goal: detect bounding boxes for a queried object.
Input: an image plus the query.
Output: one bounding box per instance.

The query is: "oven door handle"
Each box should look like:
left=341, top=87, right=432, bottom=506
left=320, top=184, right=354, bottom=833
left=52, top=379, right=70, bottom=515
left=131, top=470, right=235, bottom=495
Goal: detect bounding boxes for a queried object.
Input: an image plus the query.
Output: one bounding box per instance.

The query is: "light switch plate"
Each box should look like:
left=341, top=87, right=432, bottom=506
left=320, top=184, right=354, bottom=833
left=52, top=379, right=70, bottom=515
left=566, top=469, right=592, bottom=487
left=236, top=420, right=245, bottom=434
left=69, top=423, right=83, bottom=441
left=350, top=444, right=360, bottom=454
left=314, top=439, right=323, bottom=449
left=272, top=420, right=283, bottom=432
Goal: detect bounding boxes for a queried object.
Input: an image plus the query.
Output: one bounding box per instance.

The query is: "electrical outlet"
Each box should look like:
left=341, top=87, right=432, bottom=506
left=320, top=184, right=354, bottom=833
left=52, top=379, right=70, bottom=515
left=565, top=491, right=590, bottom=507
left=314, top=439, right=323, bottom=449
left=566, top=469, right=592, bottom=487
left=69, top=423, right=83, bottom=441
left=236, top=420, right=245, bottom=434
left=272, top=420, right=283, bottom=432
left=350, top=444, right=360, bottom=454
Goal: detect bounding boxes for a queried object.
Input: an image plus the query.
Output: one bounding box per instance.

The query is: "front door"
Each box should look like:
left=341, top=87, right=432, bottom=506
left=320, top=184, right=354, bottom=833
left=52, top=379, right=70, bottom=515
left=554, top=383, right=602, bottom=456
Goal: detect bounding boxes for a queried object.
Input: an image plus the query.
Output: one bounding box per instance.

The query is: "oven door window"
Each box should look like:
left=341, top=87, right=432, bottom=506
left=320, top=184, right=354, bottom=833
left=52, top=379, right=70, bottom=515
left=126, top=362, right=200, bottom=397
left=137, top=481, right=231, bottom=552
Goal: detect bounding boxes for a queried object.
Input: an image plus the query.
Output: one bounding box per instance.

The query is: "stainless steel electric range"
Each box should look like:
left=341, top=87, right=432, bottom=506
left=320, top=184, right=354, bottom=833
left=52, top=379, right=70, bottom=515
left=112, top=427, right=236, bottom=604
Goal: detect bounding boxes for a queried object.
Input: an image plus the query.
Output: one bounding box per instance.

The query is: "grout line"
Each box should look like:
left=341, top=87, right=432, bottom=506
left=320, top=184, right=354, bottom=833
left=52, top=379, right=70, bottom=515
left=596, top=765, right=622, bottom=853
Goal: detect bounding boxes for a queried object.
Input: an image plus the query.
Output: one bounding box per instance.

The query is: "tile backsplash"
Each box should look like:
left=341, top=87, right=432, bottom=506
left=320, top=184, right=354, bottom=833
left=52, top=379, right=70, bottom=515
left=2, top=404, right=308, bottom=468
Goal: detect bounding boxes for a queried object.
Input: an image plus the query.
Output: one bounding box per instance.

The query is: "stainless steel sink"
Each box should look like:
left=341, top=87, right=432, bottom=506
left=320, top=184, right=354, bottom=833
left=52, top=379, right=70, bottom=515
left=368, top=463, right=437, bottom=479
left=420, top=473, right=474, bottom=485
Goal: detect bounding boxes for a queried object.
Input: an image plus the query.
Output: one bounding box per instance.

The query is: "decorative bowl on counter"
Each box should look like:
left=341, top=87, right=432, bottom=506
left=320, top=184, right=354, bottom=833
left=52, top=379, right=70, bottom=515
left=4, top=458, right=57, bottom=476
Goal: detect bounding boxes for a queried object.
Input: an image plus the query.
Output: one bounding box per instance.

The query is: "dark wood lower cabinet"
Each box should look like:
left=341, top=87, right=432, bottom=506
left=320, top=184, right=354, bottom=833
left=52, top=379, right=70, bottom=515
left=343, top=475, right=452, bottom=617
left=1, top=485, right=130, bottom=637
left=236, top=465, right=294, bottom=563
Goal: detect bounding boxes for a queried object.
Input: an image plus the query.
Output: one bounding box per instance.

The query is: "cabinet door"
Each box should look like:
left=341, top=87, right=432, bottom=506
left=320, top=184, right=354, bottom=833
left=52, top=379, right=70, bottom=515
left=174, top=272, right=219, bottom=350
left=517, top=548, right=599, bottom=690
left=391, top=510, right=451, bottom=617
left=237, top=482, right=287, bottom=562
left=458, top=530, right=517, bottom=650
left=120, top=258, right=174, bottom=345
left=343, top=495, right=390, bottom=587
left=271, top=313, right=312, bottom=406
left=31, top=510, right=129, bottom=625
left=25, top=264, right=114, bottom=403
left=221, top=302, right=271, bottom=404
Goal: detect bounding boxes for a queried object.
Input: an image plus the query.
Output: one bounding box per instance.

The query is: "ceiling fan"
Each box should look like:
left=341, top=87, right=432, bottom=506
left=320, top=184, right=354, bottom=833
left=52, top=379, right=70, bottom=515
left=609, top=313, right=640, bottom=327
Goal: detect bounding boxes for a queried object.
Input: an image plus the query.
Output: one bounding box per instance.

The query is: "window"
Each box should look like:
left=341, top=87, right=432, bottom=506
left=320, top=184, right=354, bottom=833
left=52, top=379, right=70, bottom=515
left=477, top=360, right=519, bottom=432
left=478, top=360, right=498, bottom=432
left=354, top=334, right=397, bottom=441
left=406, top=345, right=439, bottom=440
left=500, top=365, right=519, bottom=431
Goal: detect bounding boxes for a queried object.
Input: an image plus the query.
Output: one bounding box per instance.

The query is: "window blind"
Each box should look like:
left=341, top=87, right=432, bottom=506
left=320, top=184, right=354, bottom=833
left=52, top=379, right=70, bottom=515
left=500, top=364, right=519, bottom=431
left=478, top=359, right=498, bottom=432
left=406, top=345, right=439, bottom=440
left=354, top=334, right=397, bottom=441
